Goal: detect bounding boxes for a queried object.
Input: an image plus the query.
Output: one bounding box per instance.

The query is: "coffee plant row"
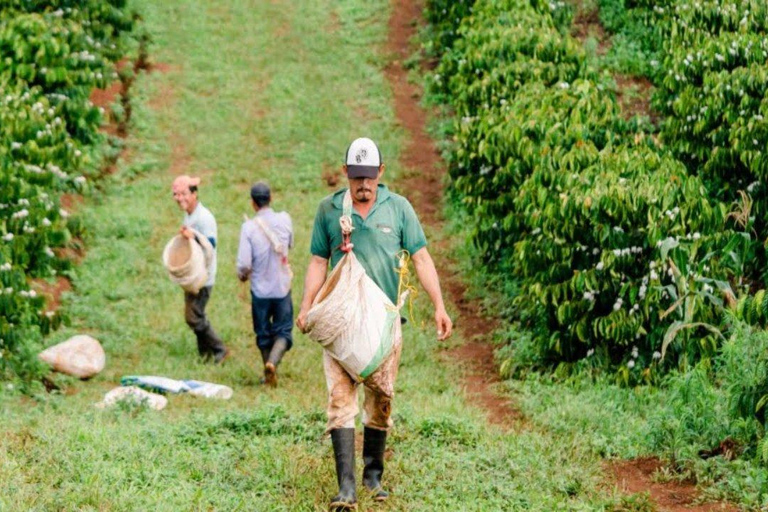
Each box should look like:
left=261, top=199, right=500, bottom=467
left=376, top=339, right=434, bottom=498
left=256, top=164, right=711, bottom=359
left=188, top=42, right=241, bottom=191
left=425, top=0, right=760, bottom=382
left=599, top=0, right=768, bottom=272
left=0, top=1, right=135, bottom=385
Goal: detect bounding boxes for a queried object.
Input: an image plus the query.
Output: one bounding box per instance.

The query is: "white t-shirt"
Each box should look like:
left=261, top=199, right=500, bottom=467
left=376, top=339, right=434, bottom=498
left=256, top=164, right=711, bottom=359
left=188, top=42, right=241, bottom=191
left=184, top=202, right=217, bottom=287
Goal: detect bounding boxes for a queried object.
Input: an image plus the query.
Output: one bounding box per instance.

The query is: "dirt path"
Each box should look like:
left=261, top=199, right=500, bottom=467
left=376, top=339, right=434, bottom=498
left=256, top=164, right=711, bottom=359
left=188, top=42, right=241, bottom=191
left=570, top=1, right=656, bottom=124
left=384, top=0, right=522, bottom=429
left=386, top=1, right=737, bottom=510
left=609, top=458, right=738, bottom=512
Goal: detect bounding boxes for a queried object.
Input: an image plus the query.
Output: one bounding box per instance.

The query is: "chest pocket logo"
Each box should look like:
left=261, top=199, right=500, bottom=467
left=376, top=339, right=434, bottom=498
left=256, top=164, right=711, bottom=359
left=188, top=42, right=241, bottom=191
left=377, top=223, right=393, bottom=235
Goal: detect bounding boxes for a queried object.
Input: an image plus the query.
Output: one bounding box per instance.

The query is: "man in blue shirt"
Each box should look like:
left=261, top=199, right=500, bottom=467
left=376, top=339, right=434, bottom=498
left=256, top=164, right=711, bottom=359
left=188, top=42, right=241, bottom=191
left=172, top=175, right=228, bottom=363
left=237, top=182, right=294, bottom=387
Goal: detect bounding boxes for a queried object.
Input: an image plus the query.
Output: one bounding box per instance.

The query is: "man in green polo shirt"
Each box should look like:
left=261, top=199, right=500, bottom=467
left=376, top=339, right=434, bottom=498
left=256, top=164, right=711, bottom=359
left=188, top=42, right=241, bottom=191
left=297, top=137, right=453, bottom=510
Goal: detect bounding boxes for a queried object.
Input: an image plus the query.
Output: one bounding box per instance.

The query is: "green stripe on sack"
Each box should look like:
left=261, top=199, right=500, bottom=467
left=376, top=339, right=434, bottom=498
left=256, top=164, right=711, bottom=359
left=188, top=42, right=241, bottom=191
left=359, top=310, right=398, bottom=379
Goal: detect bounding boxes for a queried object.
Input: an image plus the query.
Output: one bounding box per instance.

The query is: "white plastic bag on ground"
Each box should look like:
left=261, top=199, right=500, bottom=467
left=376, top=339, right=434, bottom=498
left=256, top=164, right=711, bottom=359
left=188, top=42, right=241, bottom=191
left=121, top=375, right=188, bottom=393
left=95, top=386, right=168, bottom=410
left=120, top=375, right=233, bottom=399
left=162, top=230, right=213, bottom=294
left=184, top=380, right=233, bottom=399
left=305, top=251, right=403, bottom=382
left=38, top=335, right=105, bottom=379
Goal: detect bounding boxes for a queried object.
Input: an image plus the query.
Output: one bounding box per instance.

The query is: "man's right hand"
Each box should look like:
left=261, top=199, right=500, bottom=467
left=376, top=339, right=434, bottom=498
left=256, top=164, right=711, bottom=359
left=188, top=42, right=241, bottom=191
left=296, top=308, right=309, bottom=333
left=296, top=255, right=330, bottom=335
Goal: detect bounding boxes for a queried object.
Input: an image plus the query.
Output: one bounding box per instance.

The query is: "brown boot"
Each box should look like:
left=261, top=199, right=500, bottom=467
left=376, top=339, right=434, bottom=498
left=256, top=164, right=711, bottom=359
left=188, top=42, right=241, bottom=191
left=264, top=338, right=288, bottom=388
left=264, top=362, right=277, bottom=388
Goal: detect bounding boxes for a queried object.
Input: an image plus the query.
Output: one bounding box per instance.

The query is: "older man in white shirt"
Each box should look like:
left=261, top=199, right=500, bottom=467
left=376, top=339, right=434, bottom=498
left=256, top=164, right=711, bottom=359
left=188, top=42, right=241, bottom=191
left=237, top=182, right=294, bottom=387
left=172, top=175, right=229, bottom=363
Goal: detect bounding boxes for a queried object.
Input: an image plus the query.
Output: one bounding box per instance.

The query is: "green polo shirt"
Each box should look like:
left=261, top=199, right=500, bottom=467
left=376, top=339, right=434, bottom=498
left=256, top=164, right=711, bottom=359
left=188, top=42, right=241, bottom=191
left=310, top=184, right=427, bottom=304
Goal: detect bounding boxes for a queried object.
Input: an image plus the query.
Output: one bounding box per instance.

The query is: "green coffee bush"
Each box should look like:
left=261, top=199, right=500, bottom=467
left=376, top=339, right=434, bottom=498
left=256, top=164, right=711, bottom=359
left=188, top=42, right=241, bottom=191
left=0, top=0, right=135, bottom=385
left=425, top=0, right=753, bottom=379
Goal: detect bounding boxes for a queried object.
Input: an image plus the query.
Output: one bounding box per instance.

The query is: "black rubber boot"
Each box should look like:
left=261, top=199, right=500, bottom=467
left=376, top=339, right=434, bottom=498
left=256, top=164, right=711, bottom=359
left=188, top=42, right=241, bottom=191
left=329, top=428, right=357, bottom=510
left=268, top=337, right=289, bottom=367
left=195, top=331, right=212, bottom=359
left=197, top=325, right=228, bottom=364
left=259, top=346, right=270, bottom=366
left=258, top=346, right=271, bottom=385
left=362, top=427, right=389, bottom=501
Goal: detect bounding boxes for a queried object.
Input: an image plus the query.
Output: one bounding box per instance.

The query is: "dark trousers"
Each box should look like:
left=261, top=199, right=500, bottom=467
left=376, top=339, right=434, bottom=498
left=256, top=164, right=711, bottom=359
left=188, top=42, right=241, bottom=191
left=184, top=286, right=226, bottom=358
left=251, top=291, right=294, bottom=350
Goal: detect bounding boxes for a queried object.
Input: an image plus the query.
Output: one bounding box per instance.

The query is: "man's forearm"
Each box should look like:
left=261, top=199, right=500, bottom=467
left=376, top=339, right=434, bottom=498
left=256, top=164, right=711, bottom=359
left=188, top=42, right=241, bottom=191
left=300, top=255, right=329, bottom=310
left=412, top=248, right=446, bottom=311
left=236, top=230, right=251, bottom=282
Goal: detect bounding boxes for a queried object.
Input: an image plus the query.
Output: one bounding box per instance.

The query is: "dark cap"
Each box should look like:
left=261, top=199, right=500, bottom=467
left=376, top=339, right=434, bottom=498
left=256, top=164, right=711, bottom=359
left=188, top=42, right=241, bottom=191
left=250, top=182, right=271, bottom=201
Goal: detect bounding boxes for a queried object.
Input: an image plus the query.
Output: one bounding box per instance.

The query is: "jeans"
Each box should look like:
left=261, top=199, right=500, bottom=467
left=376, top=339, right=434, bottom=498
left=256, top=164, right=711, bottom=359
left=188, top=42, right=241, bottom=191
left=251, top=291, right=294, bottom=350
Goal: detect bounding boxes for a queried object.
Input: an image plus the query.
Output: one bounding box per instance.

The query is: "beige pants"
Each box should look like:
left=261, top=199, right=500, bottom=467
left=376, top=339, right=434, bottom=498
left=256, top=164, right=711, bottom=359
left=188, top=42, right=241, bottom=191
left=323, top=335, right=402, bottom=432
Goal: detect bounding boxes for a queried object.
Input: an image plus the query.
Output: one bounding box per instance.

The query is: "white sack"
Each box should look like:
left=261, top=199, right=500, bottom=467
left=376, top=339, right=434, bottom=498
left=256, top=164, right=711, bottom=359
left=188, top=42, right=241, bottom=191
left=305, top=251, right=401, bottom=382
left=95, top=386, right=168, bottom=410
left=38, top=334, right=105, bottom=379
left=162, top=230, right=213, bottom=294
left=185, top=380, right=233, bottom=399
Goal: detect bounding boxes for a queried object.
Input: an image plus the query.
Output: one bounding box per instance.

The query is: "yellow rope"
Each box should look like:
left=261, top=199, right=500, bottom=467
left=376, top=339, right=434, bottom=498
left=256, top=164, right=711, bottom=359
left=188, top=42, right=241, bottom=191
left=394, top=250, right=418, bottom=323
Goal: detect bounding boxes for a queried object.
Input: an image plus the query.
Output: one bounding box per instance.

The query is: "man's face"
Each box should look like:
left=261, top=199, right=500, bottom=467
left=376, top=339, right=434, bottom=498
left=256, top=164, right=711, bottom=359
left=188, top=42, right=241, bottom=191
left=345, top=166, right=384, bottom=203
left=172, top=184, right=196, bottom=213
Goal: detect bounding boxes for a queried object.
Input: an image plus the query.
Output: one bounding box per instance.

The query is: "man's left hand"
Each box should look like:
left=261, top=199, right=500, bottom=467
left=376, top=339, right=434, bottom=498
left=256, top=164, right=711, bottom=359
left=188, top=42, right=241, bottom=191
left=435, top=308, right=453, bottom=341
left=180, top=226, right=194, bottom=240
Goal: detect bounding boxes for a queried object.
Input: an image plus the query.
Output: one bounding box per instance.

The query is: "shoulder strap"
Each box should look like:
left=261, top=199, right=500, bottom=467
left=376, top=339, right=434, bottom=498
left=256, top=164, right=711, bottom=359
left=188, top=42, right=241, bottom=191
left=338, top=190, right=355, bottom=253
left=254, top=217, right=287, bottom=256
left=342, top=190, right=353, bottom=218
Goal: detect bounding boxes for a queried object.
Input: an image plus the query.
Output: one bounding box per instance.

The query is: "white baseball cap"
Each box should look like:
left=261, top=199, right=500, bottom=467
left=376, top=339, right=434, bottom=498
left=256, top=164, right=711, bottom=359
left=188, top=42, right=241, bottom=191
left=345, top=137, right=382, bottom=179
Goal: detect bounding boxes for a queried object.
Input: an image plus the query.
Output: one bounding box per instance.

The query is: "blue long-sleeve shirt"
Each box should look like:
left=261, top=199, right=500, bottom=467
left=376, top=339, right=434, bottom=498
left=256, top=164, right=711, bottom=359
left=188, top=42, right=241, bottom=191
left=237, top=208, right=293, bottom=298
